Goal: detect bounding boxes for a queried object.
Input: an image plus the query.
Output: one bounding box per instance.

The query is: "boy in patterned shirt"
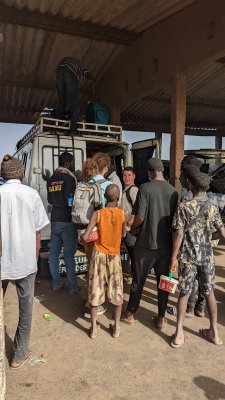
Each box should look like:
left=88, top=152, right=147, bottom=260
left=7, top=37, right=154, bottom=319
left=82, top=184, right=126, bottom=339
left=170, top=166, right=225, bottom=348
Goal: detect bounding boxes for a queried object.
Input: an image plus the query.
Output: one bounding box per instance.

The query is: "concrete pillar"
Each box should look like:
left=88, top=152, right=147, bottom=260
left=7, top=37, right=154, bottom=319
left=170, top=74, right=186, bottom=191
left=215, top=135, right=222, bottom=150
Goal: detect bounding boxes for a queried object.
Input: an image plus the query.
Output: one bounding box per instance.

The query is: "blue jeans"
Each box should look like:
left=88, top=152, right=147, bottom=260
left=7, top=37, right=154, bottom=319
left=49, top=222, right=78, bottom=292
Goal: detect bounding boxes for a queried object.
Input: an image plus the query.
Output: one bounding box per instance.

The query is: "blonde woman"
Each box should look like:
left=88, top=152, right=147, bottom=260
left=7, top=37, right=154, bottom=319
left=81, top=153, right=112, bottom=318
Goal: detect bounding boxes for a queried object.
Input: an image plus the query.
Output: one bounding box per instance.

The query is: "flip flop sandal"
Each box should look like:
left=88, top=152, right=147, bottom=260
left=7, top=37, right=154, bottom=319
left=10, top=351, right=32, bottom=370
left=109, top=324, right=120, bottom=339
left=25, top=354, right=47, bottom=366
left=120, top=313, right=134, bottom=325
left=167, top=306, right=177, bottom=316
left=194, top=308, right=205, bottom=318
left=89, top=325, right=100, bottom=340
left=170, top=333, right=190, bottom=349
left=153, top=317, right=167, bottom=331
left=199, top=328, right=223, bottom=345
left=171, top=336, right=184, bottom=349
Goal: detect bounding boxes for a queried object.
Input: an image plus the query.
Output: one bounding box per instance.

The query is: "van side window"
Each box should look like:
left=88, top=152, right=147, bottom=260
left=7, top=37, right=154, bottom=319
left=25, top=150, right=32, bottom=178
left=42, top=146, right=84, bottom=179
left=22, top=153, right=28, bottom=169
left=43, top=147, right=54, bottom=180
left=73, top=149, right=83, bottom=171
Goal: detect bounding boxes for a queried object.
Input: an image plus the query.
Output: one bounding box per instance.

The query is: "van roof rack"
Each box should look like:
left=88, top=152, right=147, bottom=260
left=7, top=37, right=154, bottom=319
left=16, top=117, right=122, bottom=150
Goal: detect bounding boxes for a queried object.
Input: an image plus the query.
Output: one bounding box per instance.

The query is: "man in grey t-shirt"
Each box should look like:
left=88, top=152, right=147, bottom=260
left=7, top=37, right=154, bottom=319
left=123, top=158, right=178, bottom=330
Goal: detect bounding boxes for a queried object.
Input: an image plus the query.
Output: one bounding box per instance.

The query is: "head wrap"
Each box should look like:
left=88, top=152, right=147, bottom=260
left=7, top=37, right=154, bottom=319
left=182, top=164, right=210, bottom=190
left=181, top=155, right=199, bottom=169
left=1, top=154, right=24, bottom=180
left=147, top=158, right=163, bottom=171
left=182, top=164, right=200, bottom=180
left=194, top=172, right=210, bottom=190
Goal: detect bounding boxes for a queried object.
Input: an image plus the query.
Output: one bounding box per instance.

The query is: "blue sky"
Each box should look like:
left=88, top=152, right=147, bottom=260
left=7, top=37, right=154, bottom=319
left=0, top=122, right=220, bottom=161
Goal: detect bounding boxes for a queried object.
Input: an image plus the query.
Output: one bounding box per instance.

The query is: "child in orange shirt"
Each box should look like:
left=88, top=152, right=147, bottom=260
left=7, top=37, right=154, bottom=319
left=82, top=184, right=126, bottom=339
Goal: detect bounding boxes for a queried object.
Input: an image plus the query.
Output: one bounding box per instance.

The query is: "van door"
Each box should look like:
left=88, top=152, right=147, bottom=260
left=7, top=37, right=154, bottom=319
left=38, top=136, right=86, bottom=240
left=131, top=139, right=161, bottom=186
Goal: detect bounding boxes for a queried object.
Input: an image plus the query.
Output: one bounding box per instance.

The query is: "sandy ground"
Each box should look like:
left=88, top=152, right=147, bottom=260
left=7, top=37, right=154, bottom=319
left=3, top=245, right=225, bottom=400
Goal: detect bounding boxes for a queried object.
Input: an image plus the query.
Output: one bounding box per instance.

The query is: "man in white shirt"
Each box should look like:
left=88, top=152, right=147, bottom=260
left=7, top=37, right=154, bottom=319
left=108, top=163, right=123, bottom=206
left=122, top=167, right=138, bottom=277
left=0, top=155, right=49, bottom=370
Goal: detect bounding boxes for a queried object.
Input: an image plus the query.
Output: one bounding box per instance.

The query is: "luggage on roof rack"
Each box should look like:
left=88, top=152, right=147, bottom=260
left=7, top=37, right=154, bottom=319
left=86, top=103, right=111, bottom=125
left=16, top=117, right=122, bottom=150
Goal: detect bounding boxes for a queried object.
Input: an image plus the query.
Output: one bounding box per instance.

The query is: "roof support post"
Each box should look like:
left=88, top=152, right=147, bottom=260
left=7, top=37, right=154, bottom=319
left=155, top=131, right=162, bottom=140
left=170, top=74, right=186, bottom=191
left=111, top=107, right=121, bottom=126
left=215, top=135, right=222, bottom=151
left=155, top=131, right=162, bottom=159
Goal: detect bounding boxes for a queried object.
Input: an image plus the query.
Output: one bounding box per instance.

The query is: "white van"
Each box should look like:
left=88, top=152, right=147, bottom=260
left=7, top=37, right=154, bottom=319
left=14, top=117, right=160, bottom=274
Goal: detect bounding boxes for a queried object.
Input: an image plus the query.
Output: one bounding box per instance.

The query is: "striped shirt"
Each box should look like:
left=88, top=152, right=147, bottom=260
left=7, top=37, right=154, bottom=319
left=56, top=57, right=89, bottom=81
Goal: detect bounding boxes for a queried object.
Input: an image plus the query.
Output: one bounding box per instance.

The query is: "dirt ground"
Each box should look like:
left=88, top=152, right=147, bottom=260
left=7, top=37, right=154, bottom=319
left=4, top=245, right=225, bottom=400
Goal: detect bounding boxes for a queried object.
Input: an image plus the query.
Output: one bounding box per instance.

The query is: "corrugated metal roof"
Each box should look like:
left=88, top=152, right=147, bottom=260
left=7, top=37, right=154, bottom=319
left=121, top=62, right=225, bottom=133
left=4, top=0, right=195, bottom=31
left=3, top=0, right=224, bottom=133
left=187, top=62, right=225, bottom=100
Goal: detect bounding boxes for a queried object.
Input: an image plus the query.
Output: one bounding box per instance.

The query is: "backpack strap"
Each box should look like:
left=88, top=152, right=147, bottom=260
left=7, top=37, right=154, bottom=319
left=88, top=178, right=106, bottom=185
left=95, top=179, right=106, bottom=185
left=184, top=201, right=210, bottom=232
left=125, top=185, right=136, bottom=207
left=87, top=178, right=108, bottom=210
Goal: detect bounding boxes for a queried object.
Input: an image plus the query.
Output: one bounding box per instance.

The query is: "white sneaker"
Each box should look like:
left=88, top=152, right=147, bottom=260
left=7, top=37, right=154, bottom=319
left=96, top=305, right=106, bottom=315
left=84, top=305, right=106, bottom=319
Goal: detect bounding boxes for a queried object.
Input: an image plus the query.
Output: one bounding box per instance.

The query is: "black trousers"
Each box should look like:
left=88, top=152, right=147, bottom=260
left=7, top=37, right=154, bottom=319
left=187, top=276, right=206, bottom=311
left=2, top=279, right=9, bottom=295
left=124, top=232, right=136, bottom=276
left=55, top=68, right=79, bottom=133
left=127, top=246, right=171, bottom=318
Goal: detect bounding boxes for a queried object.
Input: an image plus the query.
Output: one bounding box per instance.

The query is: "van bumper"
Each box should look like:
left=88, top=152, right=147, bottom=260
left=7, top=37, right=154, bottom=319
left=38, top=242, right=130, bottom=277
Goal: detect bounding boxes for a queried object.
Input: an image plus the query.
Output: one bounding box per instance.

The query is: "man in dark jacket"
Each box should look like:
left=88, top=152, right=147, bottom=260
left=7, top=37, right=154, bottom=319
left=47, top=152, right=78, bottom=293
left=123, top=158, right=178, bottom=329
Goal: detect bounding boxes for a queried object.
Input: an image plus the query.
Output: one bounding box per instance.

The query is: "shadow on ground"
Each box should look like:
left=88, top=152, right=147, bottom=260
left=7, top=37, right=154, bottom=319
left=194, top=376, right=225, bottom=400
left=33, top=271, right=225, bottom=346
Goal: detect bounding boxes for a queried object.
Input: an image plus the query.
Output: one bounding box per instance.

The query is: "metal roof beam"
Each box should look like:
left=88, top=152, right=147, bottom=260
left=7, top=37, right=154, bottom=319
left=143, top=96, right=225, bottom=110
left=0, top=77, right=88, bottom=94
left=0, top=3, right=138, bottom=45
left=123, top=123, right=220, bottom=136
left=99, top=0, right=225, bottom=109
left=0, top=78, right=55, bottom=91
left=0, top=113, right=37, bottom=125
left=122, top=115, right=221, bottom=135
left=0, top=106, right=41, bottom=114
